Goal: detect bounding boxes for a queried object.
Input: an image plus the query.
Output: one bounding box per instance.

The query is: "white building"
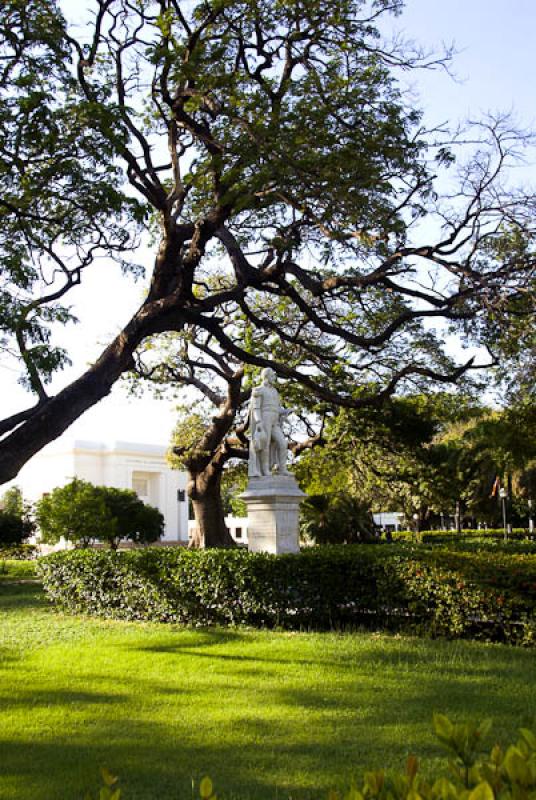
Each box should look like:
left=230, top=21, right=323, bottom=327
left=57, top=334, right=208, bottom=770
left=188, top=516, right=249, bottom=545
left=10, top=439, right=189, bottom=544
left=372, top=511, right=405, bottom=532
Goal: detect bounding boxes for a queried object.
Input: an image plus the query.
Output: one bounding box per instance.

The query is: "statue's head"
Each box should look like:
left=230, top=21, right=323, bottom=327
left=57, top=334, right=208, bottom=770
left=261, top=367, right=276, bottom=384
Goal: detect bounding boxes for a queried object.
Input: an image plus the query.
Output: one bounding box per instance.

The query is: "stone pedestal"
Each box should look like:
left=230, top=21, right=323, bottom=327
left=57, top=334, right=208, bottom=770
left=241, top=475, right=305, bottom=554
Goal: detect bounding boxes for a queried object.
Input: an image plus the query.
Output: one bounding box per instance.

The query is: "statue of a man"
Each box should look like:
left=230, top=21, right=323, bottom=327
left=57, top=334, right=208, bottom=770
left=248, top=368, right=290, bottom=477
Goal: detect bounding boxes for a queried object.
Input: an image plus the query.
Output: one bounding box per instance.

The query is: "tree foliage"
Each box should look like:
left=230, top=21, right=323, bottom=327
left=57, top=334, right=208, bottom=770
left=300, top=492, right=377, bottom=544
left=1, top=0, right=535, bottom=487
left=0, top=485, right=35, bottom=544
left=297, top=395, right=536, bottom=528
left=35, top=479, right=164, bottom=548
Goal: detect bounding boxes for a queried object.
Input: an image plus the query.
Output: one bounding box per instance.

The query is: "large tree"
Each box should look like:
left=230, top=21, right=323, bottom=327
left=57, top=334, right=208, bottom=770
left=1, top=0, right=535, bottom=486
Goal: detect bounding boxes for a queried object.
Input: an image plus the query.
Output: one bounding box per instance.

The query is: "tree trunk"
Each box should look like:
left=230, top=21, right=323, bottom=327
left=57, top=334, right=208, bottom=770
left=0, top=277, right=189, bottom=486
left=188, top=467, right=236, bottom=549
left=455, top=500, right=462, bottom=534
left=0, top=338, right=144, bottom=485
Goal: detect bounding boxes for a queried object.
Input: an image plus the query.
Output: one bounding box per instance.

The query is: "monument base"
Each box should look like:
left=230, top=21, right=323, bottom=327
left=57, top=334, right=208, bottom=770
left=241, top=474, right=305, bottom=554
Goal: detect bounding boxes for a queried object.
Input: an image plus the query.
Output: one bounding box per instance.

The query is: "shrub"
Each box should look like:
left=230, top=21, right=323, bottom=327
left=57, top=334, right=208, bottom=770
left=0, top=543, right=38, bottom=560
left=393, top=529, right=532, bottom=543
left=0, top=511, right=33, bottom=546
left=35, top=479, right=164, bottom=548
left=0, top=559, right=37, bottom=579
left=38, top=544, right=536, bottom=645
left=301, top=492, right=378, bottom=543
left=36, top=479, right=114, bottom=547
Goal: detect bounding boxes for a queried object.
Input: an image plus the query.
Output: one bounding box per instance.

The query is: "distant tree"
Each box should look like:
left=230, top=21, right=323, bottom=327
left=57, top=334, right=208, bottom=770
left=0, top=486, right=35, bottom=545
left=0, top=511, right=33, bottom=546
left=300, top=492, right=377, bottom=544
left=298, top=394, right=536, bottom=531
left=95, top=486, right=164, bottom=550
left=36, top=479, right=164, bottom=549
left=295, top=393, right=479, bottom=529
left=436, top=402, right=536, bottom=527
left=36, top=479, right=114, bottom=547
left=1, top=486, right=23, bottom=516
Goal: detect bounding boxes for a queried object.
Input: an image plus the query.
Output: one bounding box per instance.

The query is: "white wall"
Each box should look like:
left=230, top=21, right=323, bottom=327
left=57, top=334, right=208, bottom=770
left=373, top=512, right=404, bottom=531
left=187, top=516, right=249, bottom=545
left=8, top=439, right=189, bottom=543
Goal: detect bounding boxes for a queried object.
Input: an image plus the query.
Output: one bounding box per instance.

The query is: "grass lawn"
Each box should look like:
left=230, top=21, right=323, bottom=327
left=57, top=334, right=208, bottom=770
left=0, top=562, right=535, bottom=800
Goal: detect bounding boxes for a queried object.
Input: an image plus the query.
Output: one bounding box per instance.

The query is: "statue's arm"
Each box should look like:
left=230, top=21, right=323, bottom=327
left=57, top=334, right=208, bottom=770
left=251, top=387, right=264, bottom=426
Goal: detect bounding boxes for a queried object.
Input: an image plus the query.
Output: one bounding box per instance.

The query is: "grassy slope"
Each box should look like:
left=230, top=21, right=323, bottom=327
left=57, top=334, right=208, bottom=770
left=0, top=562, right=535, bottom=800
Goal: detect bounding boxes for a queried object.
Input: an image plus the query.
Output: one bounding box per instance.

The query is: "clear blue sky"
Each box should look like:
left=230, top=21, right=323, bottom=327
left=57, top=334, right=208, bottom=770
left=3, top=0, right=535, bottom=449
left=396, top=0, right=535, bottom=130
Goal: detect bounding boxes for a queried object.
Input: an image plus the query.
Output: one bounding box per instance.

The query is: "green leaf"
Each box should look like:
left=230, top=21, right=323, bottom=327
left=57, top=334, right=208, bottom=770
left=434, top=714, right=454, bottom=743
left=101, top=768, right=118, bottom=788
left=432, top=777, right=458, bottom=800
left=477, top=719, right=493, bottom=740
left=503, top=746, right=531, bottom=785
left=467, top=782, right=494, bottom=800
left=519, top=729, right=536, bottom=750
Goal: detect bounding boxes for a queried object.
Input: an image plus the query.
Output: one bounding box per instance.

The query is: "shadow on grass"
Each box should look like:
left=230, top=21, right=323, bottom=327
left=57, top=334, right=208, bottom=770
left=0, top=661, right=535, bottom=800
left=0, top=687, right=130, bottom=710
left=131, top=627, right=249, bottom=652
left=126, top=628, right=536, bottom=680
left=0, top=581, right=46, bottom=613
left=0, top=707, right=437, bottom=800
left=0, top=668, right=533, bottom=800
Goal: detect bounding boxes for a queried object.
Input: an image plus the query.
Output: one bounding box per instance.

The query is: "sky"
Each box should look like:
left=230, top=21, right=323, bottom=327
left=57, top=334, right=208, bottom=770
left=2, top=0, right=535, bottom=454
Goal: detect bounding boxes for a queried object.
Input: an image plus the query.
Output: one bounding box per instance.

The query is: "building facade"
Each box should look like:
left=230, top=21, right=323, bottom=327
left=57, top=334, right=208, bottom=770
left=10, top=439, right=189, bottom=544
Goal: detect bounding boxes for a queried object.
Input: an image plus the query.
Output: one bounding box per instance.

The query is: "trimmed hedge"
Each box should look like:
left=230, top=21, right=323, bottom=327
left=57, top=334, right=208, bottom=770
left=393, top=528, right=533, bottom=543
left=0, top=559, right=37, bottom=580
left=0, top=544, right=38, bottom=560
left=38, top=545, right=536, bottom=645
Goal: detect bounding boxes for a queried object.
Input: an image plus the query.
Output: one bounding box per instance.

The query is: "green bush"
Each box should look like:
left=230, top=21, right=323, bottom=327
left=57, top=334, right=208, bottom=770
left=0, top=510, right=34, bottom=545
left=0, top=559, right=37, bottom=579
left=301, top=492, right=378, bottom=543
left=35, top=478, right=164, bottom=548
left=0, top=486, right=35, bottom=545
left=38, top=544, right=536, bottom=645
left=0, top=543, right=38, bottom=560
left=393, top=529, right=532, bottom=543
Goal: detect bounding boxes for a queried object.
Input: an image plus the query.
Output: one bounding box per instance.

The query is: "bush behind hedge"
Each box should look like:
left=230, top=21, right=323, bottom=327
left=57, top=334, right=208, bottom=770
left=0, top=543, right=39, bottom=560
left=38, top=545, right=536, bottom=645
left=393, top=529, right=533, bottom=543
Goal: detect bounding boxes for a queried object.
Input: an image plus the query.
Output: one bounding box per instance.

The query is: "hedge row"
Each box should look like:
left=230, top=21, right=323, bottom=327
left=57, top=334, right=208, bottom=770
left=392, top=528, right=533, bottom=542
left=0, top=544, right=39, bottom=560
left=38, top=544, right=536, bottom=644
left=392, top=529, right=534, bottom=544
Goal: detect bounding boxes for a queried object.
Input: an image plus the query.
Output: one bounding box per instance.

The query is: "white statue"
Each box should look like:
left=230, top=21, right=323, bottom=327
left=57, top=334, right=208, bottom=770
left=248, top=368, right=290, bottom=477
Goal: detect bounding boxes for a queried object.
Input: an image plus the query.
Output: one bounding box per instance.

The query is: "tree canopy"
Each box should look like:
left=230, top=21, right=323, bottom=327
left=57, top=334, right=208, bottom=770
left=296, top=394, right=536, bottom=529
left=35, top=478, right=164, bottom=548
left=0, top=485, right=34, bottom=545
left=1, top=0, right=535, bottom=485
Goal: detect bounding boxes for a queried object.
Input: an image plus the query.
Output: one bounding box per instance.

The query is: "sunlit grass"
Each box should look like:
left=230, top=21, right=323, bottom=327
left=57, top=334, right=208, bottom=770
left=0, top=565, right=535, bottom=800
